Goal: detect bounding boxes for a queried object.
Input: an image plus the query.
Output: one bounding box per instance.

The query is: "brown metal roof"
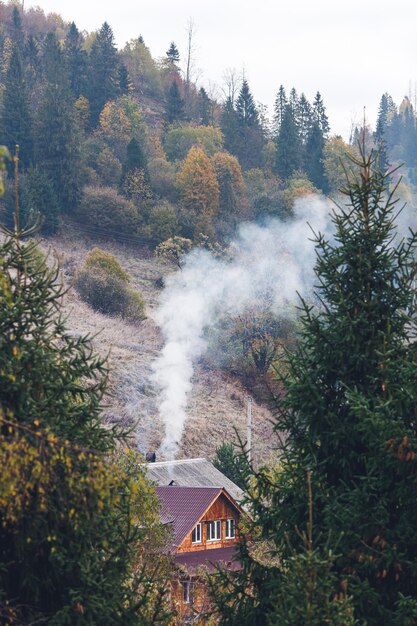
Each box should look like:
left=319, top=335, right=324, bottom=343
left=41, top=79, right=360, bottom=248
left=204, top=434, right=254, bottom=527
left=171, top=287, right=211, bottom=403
left=174, top=546, right=241, bottom=573
left=155, top=486, right=222, bottom=549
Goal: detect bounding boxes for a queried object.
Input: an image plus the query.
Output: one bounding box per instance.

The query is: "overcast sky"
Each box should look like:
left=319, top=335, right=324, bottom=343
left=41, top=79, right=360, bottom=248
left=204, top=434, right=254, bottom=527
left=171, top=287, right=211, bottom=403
left=24, top=0, right=417, bottom=138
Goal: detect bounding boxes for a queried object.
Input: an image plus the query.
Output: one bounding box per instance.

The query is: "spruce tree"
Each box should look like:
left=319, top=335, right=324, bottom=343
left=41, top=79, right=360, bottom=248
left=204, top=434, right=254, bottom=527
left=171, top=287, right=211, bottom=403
left=118, top=62, right=132, bottom=94
left=63, top=22, right=88, bottom=100
left=221, top=97, right=241, bottom=156
left=0, top=203, right=171, bottom=624
left=166, top=41, right=180, bottom=64
left=165, top=80, right=185, bottom=124
left=273, top=85, right=287, bottom=135
left=312, top=91, right=330, bottom=137
left=35, top=36, right=80, bottom=213
left=236, top=79, right=259, bottom=126
left=214, top=148, right=417, bottom=625
left=0, top=46, right=33, bottom=170
left=304, top=120, right=327, bottom=191
left=121, top=137, right=148, bottom=185
left=198, top=86, right=212, bottom=125
left=275, top=103, right=301, bottom=179
left=233, top=79, right=265, bottom=169
left=88, top=22, right=120, bottom=126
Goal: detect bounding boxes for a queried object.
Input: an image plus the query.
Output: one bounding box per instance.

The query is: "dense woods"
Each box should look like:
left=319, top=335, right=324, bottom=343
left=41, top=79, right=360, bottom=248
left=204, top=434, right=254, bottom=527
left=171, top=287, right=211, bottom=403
left=1, top=0, right=415, bottom=246
left=2, top=1, right=417, bottom=624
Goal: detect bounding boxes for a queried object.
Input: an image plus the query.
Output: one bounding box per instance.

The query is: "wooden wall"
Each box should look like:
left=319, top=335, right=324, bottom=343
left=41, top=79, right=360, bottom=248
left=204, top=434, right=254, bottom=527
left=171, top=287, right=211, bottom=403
left=178, top=493, right=240, bottom=553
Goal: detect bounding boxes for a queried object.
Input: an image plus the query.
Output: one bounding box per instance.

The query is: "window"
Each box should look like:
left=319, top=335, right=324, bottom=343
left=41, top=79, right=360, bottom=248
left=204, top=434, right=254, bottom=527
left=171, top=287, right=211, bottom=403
left=182, top=581, right=192, bottom=604
left=207, top=520, right=221, bottom=541
left=191, top=522, right=202, bottom=544
left=226, top=518, right=235, bottom=539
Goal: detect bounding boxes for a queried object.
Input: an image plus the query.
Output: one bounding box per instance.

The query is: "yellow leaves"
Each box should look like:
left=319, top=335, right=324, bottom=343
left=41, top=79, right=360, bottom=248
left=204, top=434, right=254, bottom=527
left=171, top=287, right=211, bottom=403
left=211, top=151, right=245, bottom=196
left=0, top=145, right=10, bottom=197
left=176, top=146, right=220, bottom=218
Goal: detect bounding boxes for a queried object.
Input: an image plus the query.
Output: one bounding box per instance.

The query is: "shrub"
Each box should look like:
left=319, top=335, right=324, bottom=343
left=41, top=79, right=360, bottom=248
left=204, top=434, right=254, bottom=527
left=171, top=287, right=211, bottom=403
left=163, top=126, right=223, bottom=161
left=148, top=157, right=177, bottom=200
left=148, top=201, right=178, bottom=242
left=84, top=247, right=130, bottom=282
left=96, top=146, right=122, bottom=186
left=77, top=185, right=139, bottom=235
left=75, top=248, right=145, bottom=322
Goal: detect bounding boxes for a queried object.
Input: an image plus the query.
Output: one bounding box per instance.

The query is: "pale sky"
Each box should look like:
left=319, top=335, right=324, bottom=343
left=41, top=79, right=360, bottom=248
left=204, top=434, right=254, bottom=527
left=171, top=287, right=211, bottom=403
left=24, top=0, right=417, bottom=139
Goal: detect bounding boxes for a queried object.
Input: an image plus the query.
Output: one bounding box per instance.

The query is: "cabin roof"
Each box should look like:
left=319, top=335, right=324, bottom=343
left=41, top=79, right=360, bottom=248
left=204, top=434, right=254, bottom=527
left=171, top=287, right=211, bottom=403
left=155, top=486, right=241, bottom=549
left=146, top=457, right=244, bottom=503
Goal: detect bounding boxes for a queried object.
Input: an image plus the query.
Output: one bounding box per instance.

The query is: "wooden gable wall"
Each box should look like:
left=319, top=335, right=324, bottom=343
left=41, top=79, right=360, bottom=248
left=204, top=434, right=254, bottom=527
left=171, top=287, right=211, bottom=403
left=177, top=492, right=240, bottom=553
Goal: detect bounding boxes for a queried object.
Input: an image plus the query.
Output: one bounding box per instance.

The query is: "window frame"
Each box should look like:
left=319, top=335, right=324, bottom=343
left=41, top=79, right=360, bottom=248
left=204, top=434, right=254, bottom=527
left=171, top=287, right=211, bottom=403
left=225, top=518, right=235, bottom=539
left=191, top=522, right=202, bottom=544
left=207, top=519, right=221, bottom=541
left=182, top=580, right=192, bottom=604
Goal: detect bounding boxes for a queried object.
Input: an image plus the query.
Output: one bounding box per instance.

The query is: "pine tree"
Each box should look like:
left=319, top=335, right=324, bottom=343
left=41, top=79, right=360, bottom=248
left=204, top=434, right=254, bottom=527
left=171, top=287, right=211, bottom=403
left=233, top=80, right=265, bottom=169
left=35, top=35, right=80, bottom=212
left=0, top=46, right=33, bottom=170
left=236, top=79, right=259, bottom=126
left=198, top=86, right=212, bottom=125
left=24, top=34, right=40, bottom=90
left=304, top=121, right=327, bottom=191
left=275, top=104, right=301, bottom=179
left=312, top=91, right=330, bottom=137
left=10, top=5, right=24, bottom=48
left=21, top=166, right=60, bottom=234
left=0, top=214, right=171, bottom=624
left=213, top=148, right=417, bottom=625
left=273, top=85, right=287, bottom=135
left=121, top=137, right=148, bottom=185
left=165, top=80, right=185, bottom=124
left=88, top=22, right=120, bottom=126
left=296, top=93, right=313, bottom=145
left=221, top=97, right=241, bottom=156
left=166, top=41, right=180, bottom=64
left=118, top=63, right=132, bottom=94
left=64, top=22, right=88, bottom=100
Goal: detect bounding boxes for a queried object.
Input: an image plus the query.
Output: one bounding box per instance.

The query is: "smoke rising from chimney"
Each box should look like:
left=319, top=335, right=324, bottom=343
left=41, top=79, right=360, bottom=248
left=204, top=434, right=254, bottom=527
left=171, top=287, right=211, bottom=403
left=151, top=195, right=334, bottom=459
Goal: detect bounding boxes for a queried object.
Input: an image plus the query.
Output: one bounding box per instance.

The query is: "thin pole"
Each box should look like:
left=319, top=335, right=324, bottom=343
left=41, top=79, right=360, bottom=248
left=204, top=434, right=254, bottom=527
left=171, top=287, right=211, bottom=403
left=246, top=396, right=252, bottom=464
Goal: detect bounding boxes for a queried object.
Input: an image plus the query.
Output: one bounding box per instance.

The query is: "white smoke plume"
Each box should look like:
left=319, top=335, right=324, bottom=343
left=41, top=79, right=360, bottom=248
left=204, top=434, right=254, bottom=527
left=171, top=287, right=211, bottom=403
left=151, top=195, right=334, bottom=459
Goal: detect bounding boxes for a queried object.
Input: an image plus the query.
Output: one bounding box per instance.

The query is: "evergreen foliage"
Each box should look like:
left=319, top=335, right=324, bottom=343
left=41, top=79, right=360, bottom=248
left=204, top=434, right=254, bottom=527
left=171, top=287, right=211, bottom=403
left=213, top=148, right=417, bottom=625
left=63, top=22, right=88, bottom=100
left=35, top=43, right=80, bottom=213
left=198, top=86, right=212, bottom=125
left=273, top=85, right=287, bottom=135
left=0, top=46, right=33, bottom=170
left=165, top=80, right=185, bottom=125
left=121, top=137, right=148, bottom=185
left=0, top=217, right=168, bottom=624
left=88, top=22, right=120, bottom=126
left=21, top=165, right=60, bottom=234
left=212, top=443, right=250, bottom=491
left=275, top=104, right=301, bottom=179
left=166, top=41, right=180, bottom=64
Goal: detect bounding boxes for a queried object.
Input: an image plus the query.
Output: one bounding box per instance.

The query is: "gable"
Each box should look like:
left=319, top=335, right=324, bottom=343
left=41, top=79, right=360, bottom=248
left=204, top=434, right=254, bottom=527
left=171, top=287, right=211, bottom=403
left=155, top=486, right=243, bottom=551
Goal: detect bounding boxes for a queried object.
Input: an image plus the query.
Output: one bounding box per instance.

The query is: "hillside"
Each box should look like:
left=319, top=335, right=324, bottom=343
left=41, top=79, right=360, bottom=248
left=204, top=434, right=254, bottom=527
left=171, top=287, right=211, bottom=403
left=44, top=223, right=276, bottom=463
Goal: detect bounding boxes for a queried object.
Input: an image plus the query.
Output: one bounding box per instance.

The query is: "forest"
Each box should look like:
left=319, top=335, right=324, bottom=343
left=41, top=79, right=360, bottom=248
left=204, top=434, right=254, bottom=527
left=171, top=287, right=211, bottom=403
left=1, top=0, right=417, bottom=624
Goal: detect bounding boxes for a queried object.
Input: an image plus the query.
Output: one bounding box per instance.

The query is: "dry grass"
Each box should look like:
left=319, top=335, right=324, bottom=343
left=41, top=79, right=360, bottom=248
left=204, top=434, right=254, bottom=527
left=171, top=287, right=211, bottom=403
left=36, top=224, right=277, bottom=464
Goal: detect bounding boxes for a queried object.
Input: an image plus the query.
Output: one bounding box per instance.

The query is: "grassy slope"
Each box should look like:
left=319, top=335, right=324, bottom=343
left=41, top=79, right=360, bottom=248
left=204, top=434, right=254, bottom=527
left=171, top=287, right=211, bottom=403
left=42, top=225, right=276, bottom=464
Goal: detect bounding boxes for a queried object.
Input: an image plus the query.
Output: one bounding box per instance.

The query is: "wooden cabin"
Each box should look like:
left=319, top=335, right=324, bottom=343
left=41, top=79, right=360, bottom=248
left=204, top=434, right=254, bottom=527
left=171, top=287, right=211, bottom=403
left=155, top=483, right=244, bottom=624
